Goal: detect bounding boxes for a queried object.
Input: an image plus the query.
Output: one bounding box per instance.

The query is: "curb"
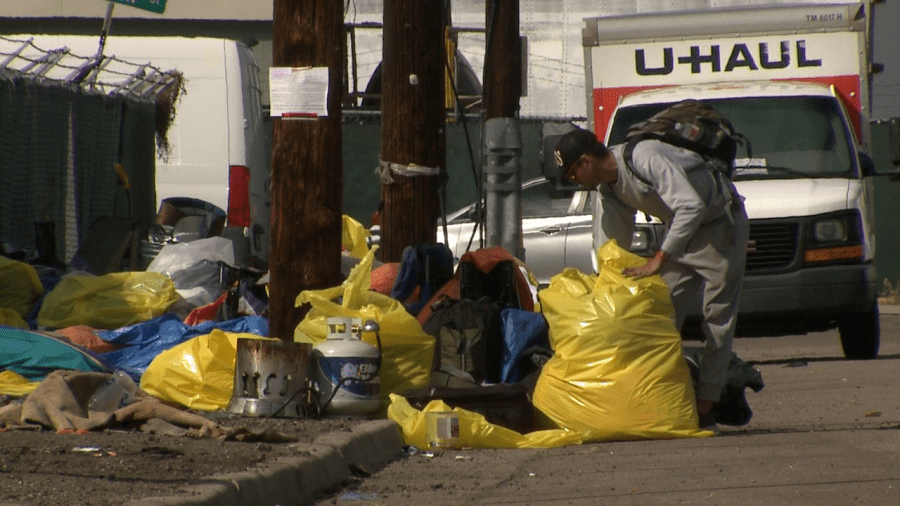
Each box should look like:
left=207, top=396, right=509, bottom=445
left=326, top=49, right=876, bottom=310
left=878, top=302, right=900, bottom=315
left=128, top=419, right=404, bottom=506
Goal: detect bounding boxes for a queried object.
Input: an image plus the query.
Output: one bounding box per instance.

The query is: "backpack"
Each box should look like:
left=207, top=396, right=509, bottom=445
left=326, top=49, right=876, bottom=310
left=418, top=250, right=533, bottom=385
left=422, top=297, right=504, bottom=384
left=458, top=259, right=522, bottom=310
left=623, top=99, right=747, bottom=178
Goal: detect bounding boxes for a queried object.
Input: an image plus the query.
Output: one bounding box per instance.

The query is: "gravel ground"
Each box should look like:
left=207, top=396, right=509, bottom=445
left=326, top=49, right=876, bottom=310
left=0, top=411, right=372, bottom=506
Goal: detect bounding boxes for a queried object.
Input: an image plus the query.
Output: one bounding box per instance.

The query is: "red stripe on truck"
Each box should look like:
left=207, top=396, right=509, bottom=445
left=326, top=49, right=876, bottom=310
left=592, top=74, right=862, bottom=143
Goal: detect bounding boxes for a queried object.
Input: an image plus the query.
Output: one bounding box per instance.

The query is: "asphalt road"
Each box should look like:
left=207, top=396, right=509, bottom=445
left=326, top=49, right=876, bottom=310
left=315, top=306, right=900, bottom=506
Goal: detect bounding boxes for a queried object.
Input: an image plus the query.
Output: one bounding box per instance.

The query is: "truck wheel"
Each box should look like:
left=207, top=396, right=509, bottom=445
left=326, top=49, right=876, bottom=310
left=837, top=304, right=880, bottom=360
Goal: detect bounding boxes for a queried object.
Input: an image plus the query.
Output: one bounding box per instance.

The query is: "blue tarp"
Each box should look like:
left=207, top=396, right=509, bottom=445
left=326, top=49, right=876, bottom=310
left=500, top=308, right=550, bottom=384
left=96, top=314, right=268, bottom=380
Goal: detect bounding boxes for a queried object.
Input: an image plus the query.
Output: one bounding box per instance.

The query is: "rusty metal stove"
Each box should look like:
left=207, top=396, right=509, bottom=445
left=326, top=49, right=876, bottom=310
left=226, top=338, right=314, bottom=418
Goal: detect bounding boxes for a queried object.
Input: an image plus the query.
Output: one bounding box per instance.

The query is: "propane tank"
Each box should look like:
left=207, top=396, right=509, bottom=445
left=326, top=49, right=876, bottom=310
left=313, top=317, right=381, bottom=417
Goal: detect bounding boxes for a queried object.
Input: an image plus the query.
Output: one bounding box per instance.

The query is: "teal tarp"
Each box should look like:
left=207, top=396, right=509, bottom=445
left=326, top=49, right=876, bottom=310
left=0, top=326, right=108, bottom=380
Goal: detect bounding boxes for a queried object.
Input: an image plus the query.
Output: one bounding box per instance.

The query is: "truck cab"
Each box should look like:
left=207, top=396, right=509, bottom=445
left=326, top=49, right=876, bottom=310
left=605, top=81, right=885, bottom=359
left=580, top=1, right=899, bottom=359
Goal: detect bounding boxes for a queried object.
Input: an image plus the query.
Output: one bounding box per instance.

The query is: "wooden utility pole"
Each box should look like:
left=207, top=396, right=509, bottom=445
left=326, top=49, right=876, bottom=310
left=482, top=0, right=523, bottom=259
left=269, top=0, right=344, bottom=341
left=379, top=0, right=447, bottom=263
left=484, top=0, right=521, bottom=118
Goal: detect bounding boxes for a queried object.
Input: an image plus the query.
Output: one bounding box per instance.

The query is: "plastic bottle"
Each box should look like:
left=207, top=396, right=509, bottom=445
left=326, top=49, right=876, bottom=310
left=88, top=370, right=139, bottom=412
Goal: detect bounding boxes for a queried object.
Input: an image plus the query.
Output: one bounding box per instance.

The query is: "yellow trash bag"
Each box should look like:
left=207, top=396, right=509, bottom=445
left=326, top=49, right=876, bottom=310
left=387, top=393, right=587, bottom=449
left=0, top=370, right=39, bottom=397
left=533, top=240, right=710, bottom=441
left=295, top=248, right=433, bottom=415
left=37, top=271, right=179, bottom=330
left=342, top=214, right=371, bottom=260
left=0, top=307, right=28, bottom=329
left=141, top=329, right=278, bottom=411
left=0, top=256, right=43, bottom=318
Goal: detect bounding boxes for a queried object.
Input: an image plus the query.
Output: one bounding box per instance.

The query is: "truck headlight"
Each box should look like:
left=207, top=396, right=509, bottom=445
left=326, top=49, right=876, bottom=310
left=631, top=229, right=650, bottom=253
left=804, top=212, right=863, bottom=264
left=813, top=219, right=847, bottom=242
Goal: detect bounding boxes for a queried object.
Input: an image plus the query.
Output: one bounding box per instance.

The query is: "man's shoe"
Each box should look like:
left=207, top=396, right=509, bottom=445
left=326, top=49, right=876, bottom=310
left=699, top=413, right=721, bottom=436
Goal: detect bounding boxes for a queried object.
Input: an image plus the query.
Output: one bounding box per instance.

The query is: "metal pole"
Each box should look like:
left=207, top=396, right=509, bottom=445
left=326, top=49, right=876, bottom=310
left=482, top=0, right=523, bottom=259
left=484, top=117, right=523, bottom=259
left=96, top=2, right=115, bottom=61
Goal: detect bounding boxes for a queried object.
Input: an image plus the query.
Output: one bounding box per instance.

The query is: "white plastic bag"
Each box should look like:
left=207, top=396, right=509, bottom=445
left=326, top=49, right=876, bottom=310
left=147, top=237, right=235, bottom=307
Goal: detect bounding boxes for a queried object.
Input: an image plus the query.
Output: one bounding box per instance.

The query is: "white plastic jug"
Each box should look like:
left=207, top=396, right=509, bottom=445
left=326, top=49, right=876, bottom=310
left=88, top=370, right=139, bottom=412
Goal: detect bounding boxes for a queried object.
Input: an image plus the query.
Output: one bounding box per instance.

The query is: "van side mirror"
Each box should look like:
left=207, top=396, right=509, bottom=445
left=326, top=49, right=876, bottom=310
left=466, top=202, right=483, bottom=222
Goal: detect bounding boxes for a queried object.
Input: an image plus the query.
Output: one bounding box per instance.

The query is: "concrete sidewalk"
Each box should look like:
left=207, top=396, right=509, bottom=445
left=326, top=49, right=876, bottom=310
left=127, top=304, right=900, bottom=505
left=130, top=419, right=404, bottom=506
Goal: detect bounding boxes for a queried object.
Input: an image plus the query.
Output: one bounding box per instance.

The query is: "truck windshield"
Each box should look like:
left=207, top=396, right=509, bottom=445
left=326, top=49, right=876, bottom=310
left=607, top=96, right=855, bottom=179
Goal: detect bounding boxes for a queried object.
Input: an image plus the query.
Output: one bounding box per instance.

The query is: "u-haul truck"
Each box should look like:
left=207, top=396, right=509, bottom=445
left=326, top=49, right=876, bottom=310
left=582, top=1, right=899, bottom=359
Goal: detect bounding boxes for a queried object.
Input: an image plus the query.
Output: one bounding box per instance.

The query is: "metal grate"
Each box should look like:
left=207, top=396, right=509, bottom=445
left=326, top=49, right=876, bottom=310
left=0, top=35, right=180, bottom=99
left=746, top=221, right=799, bottom=271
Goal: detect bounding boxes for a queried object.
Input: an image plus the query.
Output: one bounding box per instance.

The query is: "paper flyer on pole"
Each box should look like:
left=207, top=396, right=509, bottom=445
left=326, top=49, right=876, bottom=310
left=269, top=67, right=329, bottom=119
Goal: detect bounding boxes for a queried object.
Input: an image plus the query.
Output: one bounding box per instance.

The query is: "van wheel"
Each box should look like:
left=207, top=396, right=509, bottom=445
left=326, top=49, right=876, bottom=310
left=838, top=304, right=880, bottom=360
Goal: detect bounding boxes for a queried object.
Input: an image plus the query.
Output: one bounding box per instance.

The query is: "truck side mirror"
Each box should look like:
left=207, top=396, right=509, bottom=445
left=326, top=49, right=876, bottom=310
left=889, top=118, right=900, bottom=166
left=858, top=151, right=876, bottom=177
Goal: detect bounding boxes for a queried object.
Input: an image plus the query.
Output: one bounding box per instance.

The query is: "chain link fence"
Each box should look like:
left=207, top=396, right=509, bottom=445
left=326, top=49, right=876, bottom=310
left=0, top=35, right=181, bottom=266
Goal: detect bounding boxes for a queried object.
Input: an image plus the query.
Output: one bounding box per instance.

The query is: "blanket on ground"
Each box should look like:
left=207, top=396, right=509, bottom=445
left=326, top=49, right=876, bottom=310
left=0, top=370, right=294, bottom=442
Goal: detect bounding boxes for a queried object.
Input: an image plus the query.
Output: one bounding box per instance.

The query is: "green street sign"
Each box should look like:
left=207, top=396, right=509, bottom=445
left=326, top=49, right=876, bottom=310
left=109, top=0, right=166, bottom=14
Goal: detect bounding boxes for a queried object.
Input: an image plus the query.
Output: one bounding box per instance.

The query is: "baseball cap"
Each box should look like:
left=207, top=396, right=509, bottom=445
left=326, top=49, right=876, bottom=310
left=554, top=128, right=598, bottom=175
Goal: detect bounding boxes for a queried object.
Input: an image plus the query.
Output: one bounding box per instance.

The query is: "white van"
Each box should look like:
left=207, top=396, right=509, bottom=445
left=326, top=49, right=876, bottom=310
left=7, top=34, right=271, bottom=263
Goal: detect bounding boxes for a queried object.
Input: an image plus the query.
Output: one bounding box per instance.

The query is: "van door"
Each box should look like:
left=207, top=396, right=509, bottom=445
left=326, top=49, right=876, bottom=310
left=230, top=42, right=271, bottom=262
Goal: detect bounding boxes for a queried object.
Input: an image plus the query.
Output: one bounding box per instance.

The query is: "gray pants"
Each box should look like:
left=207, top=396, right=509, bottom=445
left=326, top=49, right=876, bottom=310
left=661, top=202, right=749, bottom=403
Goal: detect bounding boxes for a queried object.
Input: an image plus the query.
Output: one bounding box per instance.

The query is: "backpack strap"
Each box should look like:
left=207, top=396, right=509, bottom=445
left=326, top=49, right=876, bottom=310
left=624, top=132, right=737, bottom=184
left=621, top=135, right=655, bottom=187
left=625, top=131, right=719, bottom=167
left=625, top=134, right=742, bottom=227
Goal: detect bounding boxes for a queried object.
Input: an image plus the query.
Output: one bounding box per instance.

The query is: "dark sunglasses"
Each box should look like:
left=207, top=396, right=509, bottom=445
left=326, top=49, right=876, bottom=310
left=561, top=154, right=586, bottom=183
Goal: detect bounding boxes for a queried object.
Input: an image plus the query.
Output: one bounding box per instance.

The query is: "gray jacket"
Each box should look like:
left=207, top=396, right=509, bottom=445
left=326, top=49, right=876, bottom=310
left=591, top=139, right=743, bottom=258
